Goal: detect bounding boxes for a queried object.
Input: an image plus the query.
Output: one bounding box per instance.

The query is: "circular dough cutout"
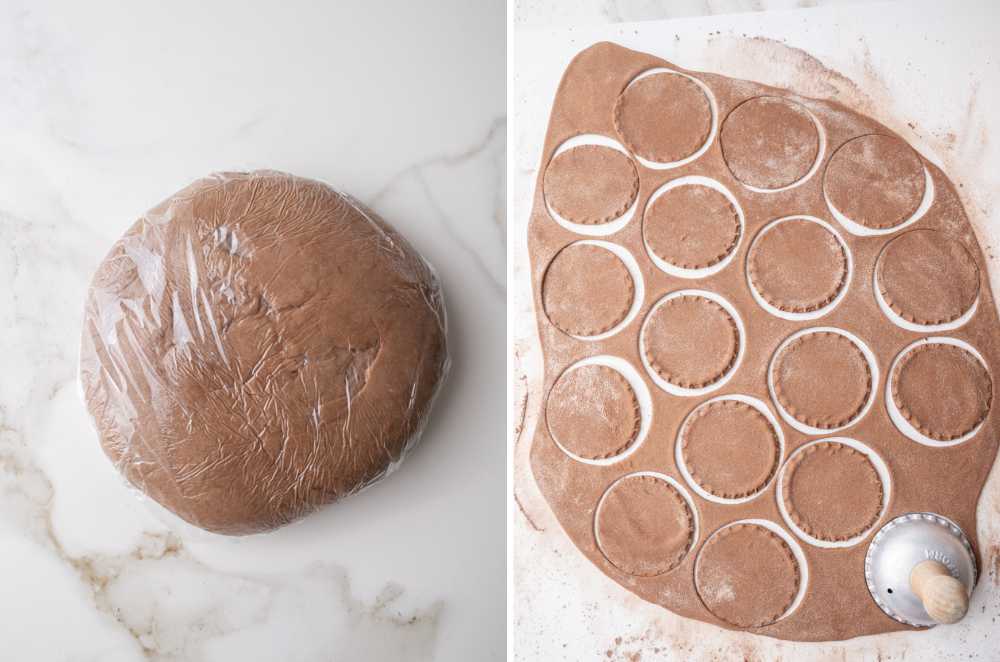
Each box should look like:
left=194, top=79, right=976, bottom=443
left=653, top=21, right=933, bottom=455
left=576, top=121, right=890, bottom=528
left=876, top=230, right=980, bottom=325
left=543, top=145, right=639, bottom=225
left=772, top=331, right=872, bottom=429
left=542, top=243, right=635, bottom=337
left=824, top=134, right=925, bottom=230
left=546, top=364, right=640, bottom=460
left=643, top=295, right=740, bottom=388
left=596, top=474, right=695, bottom=577
left=695, top=523, right=800, bottom=628
left=614, top=72, right=712, bottom=164
left=721, top=96, right=820, bottom=190
left=644, top=184, right=741, bottom=269
left=748, top=218, right=848, bottom=314
left=680, top=400, right=780, bottom=499
left=891, top=343, right=992, bottom=441
left=781, top=442, right=884, bottom=542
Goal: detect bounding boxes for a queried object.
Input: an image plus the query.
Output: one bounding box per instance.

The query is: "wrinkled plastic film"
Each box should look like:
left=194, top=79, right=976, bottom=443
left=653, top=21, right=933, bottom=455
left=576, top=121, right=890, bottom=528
left=79, top=171, right=449, bottom=535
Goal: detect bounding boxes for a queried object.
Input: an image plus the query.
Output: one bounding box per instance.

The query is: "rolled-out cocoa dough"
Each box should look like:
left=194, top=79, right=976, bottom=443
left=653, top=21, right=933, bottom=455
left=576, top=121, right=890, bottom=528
left=721, top=96, right=819, bottom=189
left=80, top=171, right=448, bottom=535
left=542, top=243, right=634, bottom=336
left=613, top=72, right=711, bottom=163
left=527, top=42, right=1000, bottom=642
left=748, top=218, right=847, bottom=313
left=695, top=523, right=800, bottom=628
left=782, top=442, right=883, bottom=541
left=824, top=134, right=925, bottom=229
left=644, top=184, right=740, bottom=269
left=546, top=364, right=640, bottom=460
left=892, top=343, right=992, bottom=441
left=680, top=400, right=779, bottom=499
left=773, top=331, right=871, bottom=429
left=596, top=474, right=694, bottom=577
left=544, top=145, right=639, bottom=224
left=642, top=295, right=739, bottom=388
left=877, top=229, right=980, bottom=325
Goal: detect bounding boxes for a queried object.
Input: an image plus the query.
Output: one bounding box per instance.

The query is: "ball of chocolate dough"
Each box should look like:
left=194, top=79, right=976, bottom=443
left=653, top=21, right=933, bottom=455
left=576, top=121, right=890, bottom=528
left=79, top=171, right=449, bottom=535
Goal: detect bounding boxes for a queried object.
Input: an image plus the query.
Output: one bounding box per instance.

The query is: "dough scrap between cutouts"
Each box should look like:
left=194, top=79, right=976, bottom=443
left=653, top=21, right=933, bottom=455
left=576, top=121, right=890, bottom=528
left=542, top=243, right=635, bottom=337
left=695, top=523, right=800, bottom=628
left=782, top=442, right=883, bottom=541
left=891, top=343, right=992, bottom=441
left=546, top=365, right=641, bottom=460
left=681, top=400, right=779, bottom=498
left=596, top=475, right=694, bottom=577
left=773, top=331, right=871, bottom=429
left=543, top=145, right=640, bottom=225
left=643, top=296, right=739, bottom=388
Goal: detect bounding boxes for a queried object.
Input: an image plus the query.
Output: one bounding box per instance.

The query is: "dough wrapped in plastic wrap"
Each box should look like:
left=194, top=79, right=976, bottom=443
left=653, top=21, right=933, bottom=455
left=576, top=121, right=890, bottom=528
left=79, top=171, right=449, bottom=535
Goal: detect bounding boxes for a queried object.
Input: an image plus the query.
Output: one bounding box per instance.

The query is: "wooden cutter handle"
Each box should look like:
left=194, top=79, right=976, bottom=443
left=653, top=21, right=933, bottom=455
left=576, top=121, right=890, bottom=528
left=910, top=560, right=969, bottom=624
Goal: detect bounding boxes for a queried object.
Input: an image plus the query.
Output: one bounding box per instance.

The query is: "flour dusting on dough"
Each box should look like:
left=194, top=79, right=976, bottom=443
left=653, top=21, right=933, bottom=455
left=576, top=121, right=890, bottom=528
left=516, top=29, right=1000, bottom=661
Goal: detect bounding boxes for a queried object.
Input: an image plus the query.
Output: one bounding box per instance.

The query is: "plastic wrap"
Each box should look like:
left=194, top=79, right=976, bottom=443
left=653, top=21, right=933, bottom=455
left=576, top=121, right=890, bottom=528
left=79, top=170, right=449, bottom=535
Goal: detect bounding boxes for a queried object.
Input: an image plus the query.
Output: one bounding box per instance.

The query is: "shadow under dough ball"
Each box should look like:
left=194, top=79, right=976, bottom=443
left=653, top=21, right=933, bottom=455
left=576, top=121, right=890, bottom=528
left=79, top=170, right=449, bottom=535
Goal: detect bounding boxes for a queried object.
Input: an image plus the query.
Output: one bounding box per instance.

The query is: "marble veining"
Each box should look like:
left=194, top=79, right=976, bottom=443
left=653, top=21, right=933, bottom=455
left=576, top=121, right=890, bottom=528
left=0, top=0, right=504, bottom=660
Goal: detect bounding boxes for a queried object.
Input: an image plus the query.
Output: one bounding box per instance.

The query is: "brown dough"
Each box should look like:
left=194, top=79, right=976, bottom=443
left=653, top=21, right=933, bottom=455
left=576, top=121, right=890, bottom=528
left=546, top=365, right=640, bottom=460
left=643, top=295, right=739, bottom=388
left=892, top=343, right=992, bottom=441
left=824, top=134, right=925, bottom=229
left=748, top=219, right=847, bottom=313
left=596, top=474, right=694, bottom=576
left=721, top=96, right=819, bottom=189
left=80, top=171, right=448, bottom=535
left=877, top=229, right=980, bottom=325
left=681, top=400, right=779, bottom=498
left=528, top=43, right=1000, bottom=642
left=613, top=72, right=711, bottom=163
left=542, top=243, right=634, bottom=336
left=695, top=524, right=799, bottom=628
left=773, top=331, right=871, bottom=429
left=782, top=442, right=883, bottom=541
left=543, top=145, right=639, bottom=225
left=644, top=185, right=740, bottom=269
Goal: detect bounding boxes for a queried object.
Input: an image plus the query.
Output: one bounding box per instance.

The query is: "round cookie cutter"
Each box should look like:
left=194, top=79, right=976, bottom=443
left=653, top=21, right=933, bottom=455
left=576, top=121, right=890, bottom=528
left=864, top=512, right=976, bottom=627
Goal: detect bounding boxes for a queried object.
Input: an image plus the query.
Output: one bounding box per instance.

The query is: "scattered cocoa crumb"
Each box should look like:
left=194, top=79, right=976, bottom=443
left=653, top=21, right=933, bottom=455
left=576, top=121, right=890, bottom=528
left=514, top=491, right=543, bottom=532
left=991, top=545, right=1000, bottom=585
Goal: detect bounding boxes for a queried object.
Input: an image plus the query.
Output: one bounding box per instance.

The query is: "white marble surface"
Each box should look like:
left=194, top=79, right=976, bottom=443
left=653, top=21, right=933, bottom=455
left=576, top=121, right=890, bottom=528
left=0, top=0, right=504, bottom=659
left=513, top=1, right=1000, bottom=659
left=514, top=0, right=884, bottom=27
